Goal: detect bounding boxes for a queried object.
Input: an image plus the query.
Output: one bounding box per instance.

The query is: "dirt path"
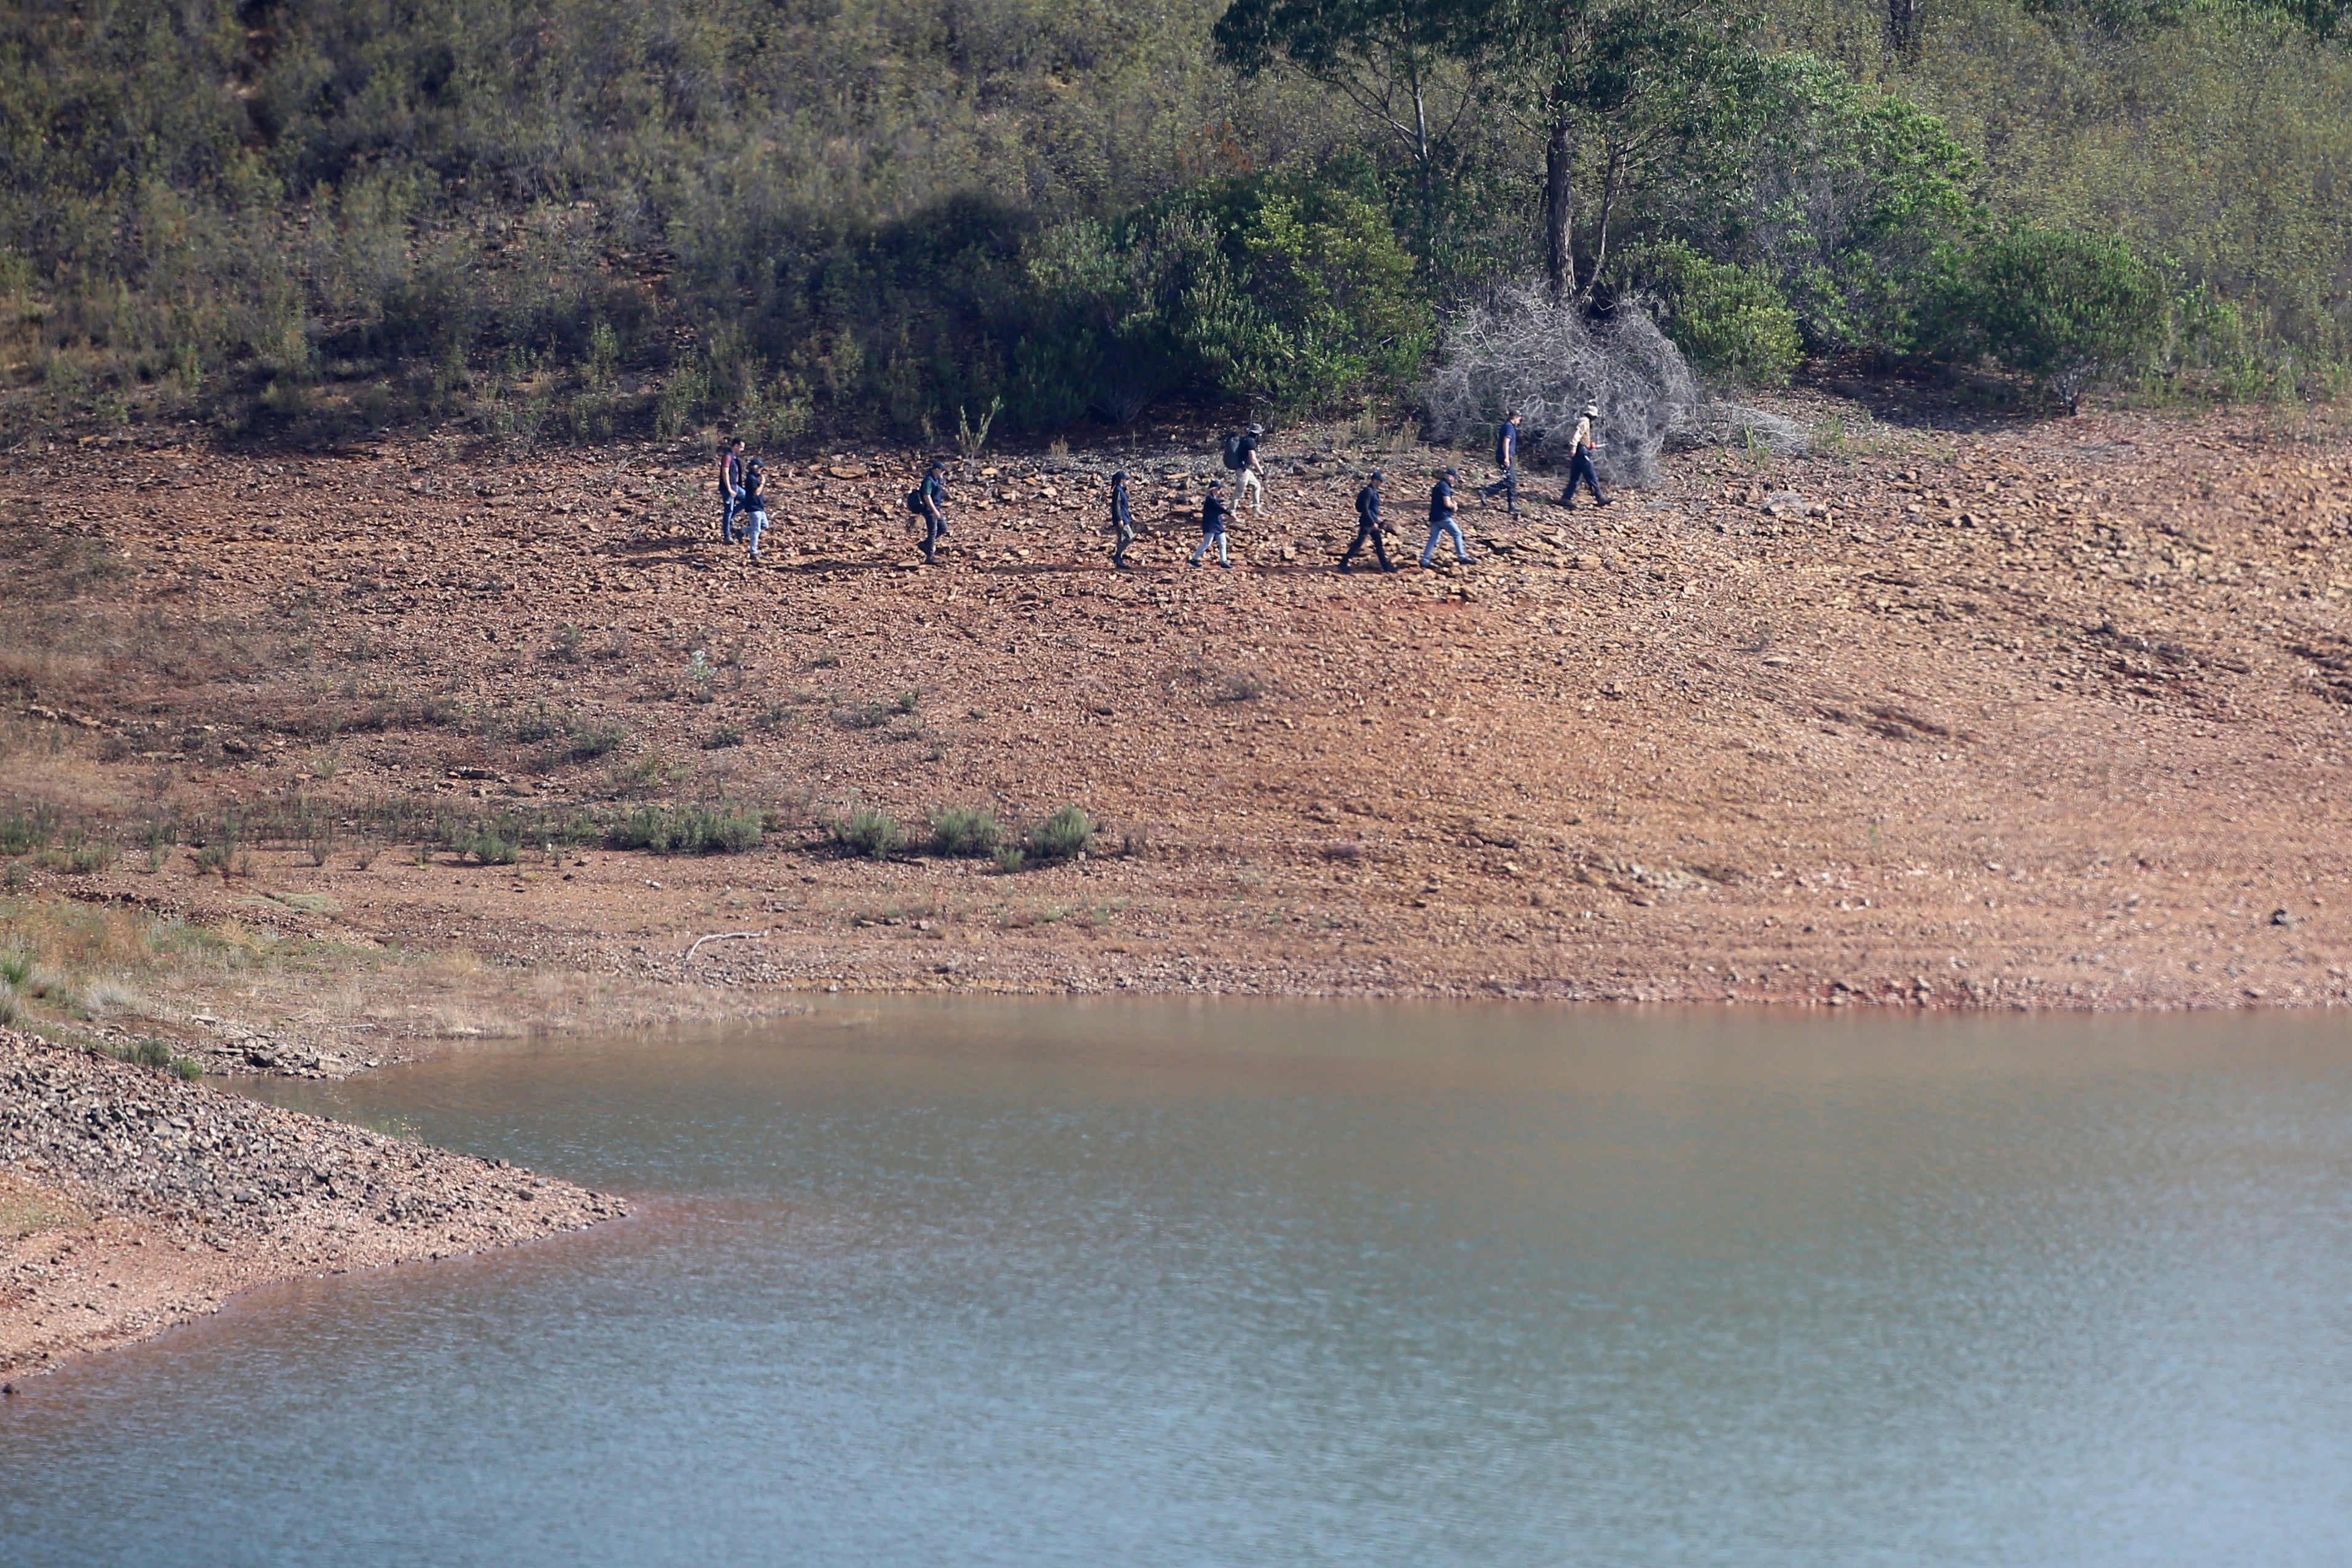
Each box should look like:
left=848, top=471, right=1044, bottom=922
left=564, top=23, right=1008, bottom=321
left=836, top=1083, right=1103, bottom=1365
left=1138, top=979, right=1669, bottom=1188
left=4, top=398, right=2351, bottom=1052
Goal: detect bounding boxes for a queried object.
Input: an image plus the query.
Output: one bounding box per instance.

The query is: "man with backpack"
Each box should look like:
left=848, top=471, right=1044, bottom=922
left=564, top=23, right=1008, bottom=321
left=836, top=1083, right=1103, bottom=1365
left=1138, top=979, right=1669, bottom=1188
left=907, top=459, right=951, bottom=564
left=1562, top=402, right=1609, bottom=509
left=1339, top=469, right=1396, bottom=573
left=1481, top=413, right=1522, bottom=515
left=1421, top=467, right=1475, bottom=568
left=717, top=436, right=747, bottom=543
left=738, top=460, right=770, bottom=562
left=1105, top=470, right=1136, bottom=569
left=1223, top=424, right=1267, bottom=515
left=1190, top=478, right=1234, bottom=568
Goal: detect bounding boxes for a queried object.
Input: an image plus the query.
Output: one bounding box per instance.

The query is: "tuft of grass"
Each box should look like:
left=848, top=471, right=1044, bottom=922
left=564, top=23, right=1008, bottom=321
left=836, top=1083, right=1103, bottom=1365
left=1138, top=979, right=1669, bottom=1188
left=702, top=725, right=744, bottom=750
left=1213, top=671, right=1265, bottom=703
left=832, top=701, right=892, bottom=731
left=893, top=689, right=920, bottom=715
left=606, top=802, right=764, bottom=855
left=0, top=806, right=58, bottom=857
left=828, top=802, right=905, bottom=860
left=992, top=845, right=1026, bottom=874
left=805, top=652, right=842, bottom=669
left=926, top=803, right=1002, bottom=857
left=457, top=827, right=520, bottom=865
left=1024, top=803, right=1095, bottom=864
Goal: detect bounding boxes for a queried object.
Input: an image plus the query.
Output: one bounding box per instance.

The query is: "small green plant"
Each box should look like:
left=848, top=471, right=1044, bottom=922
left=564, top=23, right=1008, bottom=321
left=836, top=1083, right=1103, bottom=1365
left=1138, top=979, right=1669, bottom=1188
left=1024, top=803, right=1095, bottom=864
left=2, top=862, right=25, bottom=894
left=703, top=725, right=744, bottom=750
left=144, top=819, right=174, bottom=873
left=992, top=845, right=1027, bottom=874
left=458, top=827, right=520, bottom=865
left=956, top=394, right=1004, bottom=459
left=807, top=652, right=842, bottom=669
left=829, top=801, right=905, bottom=860
left=0, top=806, right=57, bottom=857
left=686, top=650, right=714, bottom=703
left=893, top=690, right=920, bottom=716
left=173, top=1056, right=203, bottom=1081
left=550, top=622, right=584, bottom=663
left=927, top=803, right=1003, bottom=857
left=832, top=701, right=892, bottom=731
left=68, top=841, right=115, bottom=875
left=1214, top=672, right=1265, bottom=703
left=605, top=803, right=765, bottom=854
left=0, top=948, right=31, bottom=988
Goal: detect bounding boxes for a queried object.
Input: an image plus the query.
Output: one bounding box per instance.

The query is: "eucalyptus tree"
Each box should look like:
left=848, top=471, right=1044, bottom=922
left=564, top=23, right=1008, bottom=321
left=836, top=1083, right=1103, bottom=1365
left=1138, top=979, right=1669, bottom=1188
left=1211, top=0, right=1503, bottom=258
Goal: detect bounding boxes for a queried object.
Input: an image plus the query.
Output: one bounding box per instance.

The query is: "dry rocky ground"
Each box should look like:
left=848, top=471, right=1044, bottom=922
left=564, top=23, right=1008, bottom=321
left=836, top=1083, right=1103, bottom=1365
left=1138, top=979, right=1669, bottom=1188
left=6, top=389, right=2352, bottom=1367
left=0, top=1026, right=620, bottom=1378
left=4, top=392, right=2352, bottom=1046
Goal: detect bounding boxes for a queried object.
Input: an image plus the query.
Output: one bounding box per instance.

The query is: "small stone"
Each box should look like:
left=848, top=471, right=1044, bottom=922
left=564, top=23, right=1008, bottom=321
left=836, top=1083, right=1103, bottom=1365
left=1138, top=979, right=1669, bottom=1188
left=2270, top=908, right=2295, bottom=927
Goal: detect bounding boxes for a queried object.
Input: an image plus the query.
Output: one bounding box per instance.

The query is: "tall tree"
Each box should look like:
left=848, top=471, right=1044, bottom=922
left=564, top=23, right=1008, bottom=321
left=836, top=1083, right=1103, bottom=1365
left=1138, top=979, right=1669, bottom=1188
left=1211, top=0, right=1501, bottom=257
left=1492, top=0, right=1757, bottom=301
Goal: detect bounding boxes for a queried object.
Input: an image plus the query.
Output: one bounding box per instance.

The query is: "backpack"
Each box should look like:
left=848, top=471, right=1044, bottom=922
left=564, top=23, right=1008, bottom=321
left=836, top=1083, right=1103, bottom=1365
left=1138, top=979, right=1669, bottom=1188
left=1222, top=433, right=1246, bottom=470
left=905, top=486, right=928, bottom=515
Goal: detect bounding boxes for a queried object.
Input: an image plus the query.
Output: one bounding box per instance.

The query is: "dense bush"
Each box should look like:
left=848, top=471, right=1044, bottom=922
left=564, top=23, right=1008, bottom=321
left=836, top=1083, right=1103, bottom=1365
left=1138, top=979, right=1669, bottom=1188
left=607, top=803, right=764, bottom=855
left=2, top=0, right=2345, bottom=439
left=1932, top=225, right=2168, bottom=411
left=926, top=805, right=1004, bottom=859
left=1632, top=245, right=1805, bottom=386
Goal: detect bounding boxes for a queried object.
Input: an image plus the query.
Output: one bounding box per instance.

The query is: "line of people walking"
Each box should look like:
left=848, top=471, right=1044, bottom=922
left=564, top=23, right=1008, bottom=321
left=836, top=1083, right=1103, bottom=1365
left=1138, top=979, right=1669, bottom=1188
left=713, top=405, right=1607, bottom=574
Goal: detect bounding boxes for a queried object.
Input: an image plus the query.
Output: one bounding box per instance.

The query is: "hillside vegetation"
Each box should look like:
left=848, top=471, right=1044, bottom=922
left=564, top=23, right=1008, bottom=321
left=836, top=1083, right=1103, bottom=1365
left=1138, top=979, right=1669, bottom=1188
left=3, top=0, right=2346, bottom=445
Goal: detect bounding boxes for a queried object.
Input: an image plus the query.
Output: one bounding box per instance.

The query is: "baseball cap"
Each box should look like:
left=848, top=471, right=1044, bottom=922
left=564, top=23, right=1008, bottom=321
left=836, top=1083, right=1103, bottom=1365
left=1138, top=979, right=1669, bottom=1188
left=1584, top=403, right=1599, bottom=416
left=1112, top=470, right=1128, bottom=483
left=1370, top=469, right=1384, bottom=480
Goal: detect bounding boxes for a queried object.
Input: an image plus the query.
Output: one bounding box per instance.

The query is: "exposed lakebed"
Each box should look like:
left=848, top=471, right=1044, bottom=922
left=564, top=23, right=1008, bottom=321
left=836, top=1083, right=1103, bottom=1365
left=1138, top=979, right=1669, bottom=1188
left=5, top=1000, right=2350, bottom=1565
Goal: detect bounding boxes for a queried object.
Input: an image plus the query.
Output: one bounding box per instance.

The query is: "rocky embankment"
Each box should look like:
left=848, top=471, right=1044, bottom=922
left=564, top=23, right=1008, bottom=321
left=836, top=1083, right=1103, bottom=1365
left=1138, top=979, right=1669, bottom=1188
left=1, top=1027, right=623, bottom=1377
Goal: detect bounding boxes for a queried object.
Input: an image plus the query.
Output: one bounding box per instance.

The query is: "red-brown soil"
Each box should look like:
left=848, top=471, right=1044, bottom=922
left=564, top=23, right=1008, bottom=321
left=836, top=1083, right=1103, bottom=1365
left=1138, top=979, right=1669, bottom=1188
left=5, top=395, right=2352, bottom=1055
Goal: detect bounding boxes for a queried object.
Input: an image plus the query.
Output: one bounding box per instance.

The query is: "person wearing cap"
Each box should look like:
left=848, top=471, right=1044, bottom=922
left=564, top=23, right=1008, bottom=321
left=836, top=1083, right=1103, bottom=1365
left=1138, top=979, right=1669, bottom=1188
left=1105, top=470, right=1136, bottom=569
left=1340, top=469, right=1396, bottom=572
left=717, top=435, right=747, bottom=543
left=1421, top=467, right=1475, bottom=568
left=1190, top=478, right=1234, bottom=568
left=1235, top=423, right=1267, bottom=515
left=918, top=458, right=951, bottom=564
left=1563, top=402, right=1609, bottom=509
left=1481, top=413, right=1522, bottom=515
left=738, top=459, right=770, bottom=562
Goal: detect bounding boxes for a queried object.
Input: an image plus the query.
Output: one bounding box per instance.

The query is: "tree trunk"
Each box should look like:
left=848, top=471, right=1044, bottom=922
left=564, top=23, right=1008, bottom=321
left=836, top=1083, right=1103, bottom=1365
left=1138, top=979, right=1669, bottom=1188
left=1544, top=117, right=1576, bottom=304
left=1887, top=0, right=1924, bottom=58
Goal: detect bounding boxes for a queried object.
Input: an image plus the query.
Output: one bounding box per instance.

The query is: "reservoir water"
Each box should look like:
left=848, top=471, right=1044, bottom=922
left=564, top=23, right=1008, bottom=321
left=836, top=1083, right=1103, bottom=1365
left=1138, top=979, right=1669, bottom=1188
left=4, top=1000, right=2350, bottom=1565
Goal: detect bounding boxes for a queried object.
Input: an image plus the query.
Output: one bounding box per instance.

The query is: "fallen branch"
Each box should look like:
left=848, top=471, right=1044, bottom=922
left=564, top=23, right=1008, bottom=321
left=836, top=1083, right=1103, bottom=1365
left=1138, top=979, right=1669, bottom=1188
left=682, top=930, right=768, bottom=964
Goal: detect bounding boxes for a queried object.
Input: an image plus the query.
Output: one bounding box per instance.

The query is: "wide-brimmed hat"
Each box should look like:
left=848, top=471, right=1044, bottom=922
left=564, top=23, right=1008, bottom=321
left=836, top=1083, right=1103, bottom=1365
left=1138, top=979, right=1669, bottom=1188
left=1247, top=423, right=1264, bottom=435
left=1583, top=402, right=1599, bottom=416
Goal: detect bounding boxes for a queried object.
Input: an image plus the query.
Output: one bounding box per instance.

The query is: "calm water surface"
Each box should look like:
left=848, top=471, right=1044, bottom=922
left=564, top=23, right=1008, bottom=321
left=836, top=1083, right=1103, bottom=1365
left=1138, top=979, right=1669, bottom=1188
left=4, top=1001, right=2350, bottom=1566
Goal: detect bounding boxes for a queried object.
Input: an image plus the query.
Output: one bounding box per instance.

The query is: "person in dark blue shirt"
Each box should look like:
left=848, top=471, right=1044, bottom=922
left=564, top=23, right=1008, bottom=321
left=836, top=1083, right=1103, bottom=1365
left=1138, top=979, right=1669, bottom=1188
left=917, top=459, right=951, bottom=564
left=1105, top=471, right=1136, bottom=569
left=738, top=461, right=769, bottom=561
left=1340, top=470, right=1395, bottom=572
left=1190, top=479, right=1233, bottom=568
left=1421, top=468, right=1474, bottom=567
left=1480, top=413, right=1522, bottom=515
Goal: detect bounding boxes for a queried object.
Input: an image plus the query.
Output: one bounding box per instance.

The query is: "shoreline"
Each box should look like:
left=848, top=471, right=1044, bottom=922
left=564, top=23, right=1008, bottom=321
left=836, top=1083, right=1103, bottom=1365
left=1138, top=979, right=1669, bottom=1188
left=0, top=1026, right=624, bottom=1380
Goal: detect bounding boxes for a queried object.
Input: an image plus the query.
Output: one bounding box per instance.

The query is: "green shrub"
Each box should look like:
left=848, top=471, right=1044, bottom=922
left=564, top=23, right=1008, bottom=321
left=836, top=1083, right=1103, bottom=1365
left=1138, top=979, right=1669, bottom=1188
left=0, top=948, right=31, bottom=988
left=0, top=808, right=57, bottom=857
left=1937, top=225, right=2167, bottom=412
left=993, top=845, right=1028, bottom=874
left=606, top=803, right=765, bottom=855
left=458, top=828, right=520, bottom=865
left=828, top=803, right=905, bottom=860
left=926, top=804, right=1003, bottom=857
left=173, top=1056, right=204, bottom=1081
left=1636, top=244, right=1804, bottom=387
left=1024, top=805, right=1095, bottom=864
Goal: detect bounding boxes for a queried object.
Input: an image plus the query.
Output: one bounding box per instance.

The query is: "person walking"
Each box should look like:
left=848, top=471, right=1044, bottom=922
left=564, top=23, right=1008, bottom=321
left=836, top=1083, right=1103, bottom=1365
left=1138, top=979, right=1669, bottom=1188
left=1225, top=423, right=1267, bottom=515
left=1190, top=478, right=1234, bottom=568
left=1106, top=470, right=1137, bottom=569
left=738, top=460, right=770, bottom=561
left=1481, top=413, right=1522, bottom=515
left=1421, top=467, right=1475, bottom=568
left=717, top=436, right=747, bottom=543
left=916, top=458, right=951, bottom=564
left=1563, top=402, right=1609, bottom=509
left=1340, top=469, right=1396, bottom=572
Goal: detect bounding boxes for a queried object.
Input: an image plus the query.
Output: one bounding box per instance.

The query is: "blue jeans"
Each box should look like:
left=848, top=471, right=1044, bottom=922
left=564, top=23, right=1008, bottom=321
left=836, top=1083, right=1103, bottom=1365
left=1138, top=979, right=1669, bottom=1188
left=1565, top=453, right=1605, bottom=505
left=1190, top=528, right=1229, bottom=566
left=722, top=488, right=743, bottom=542
left=741, top=505, right=767, bottom=558
left=1421, top=517, right=1471, bottom=565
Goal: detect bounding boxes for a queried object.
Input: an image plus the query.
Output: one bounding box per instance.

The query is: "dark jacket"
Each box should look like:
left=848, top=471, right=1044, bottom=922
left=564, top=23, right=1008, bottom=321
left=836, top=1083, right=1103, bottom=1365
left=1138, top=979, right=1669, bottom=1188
left=1355, top=484, right=1381, bottom=528
left=1201, top=493, right=1231, bottom=533
left=1109, top=480, right=1131, bottom=527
